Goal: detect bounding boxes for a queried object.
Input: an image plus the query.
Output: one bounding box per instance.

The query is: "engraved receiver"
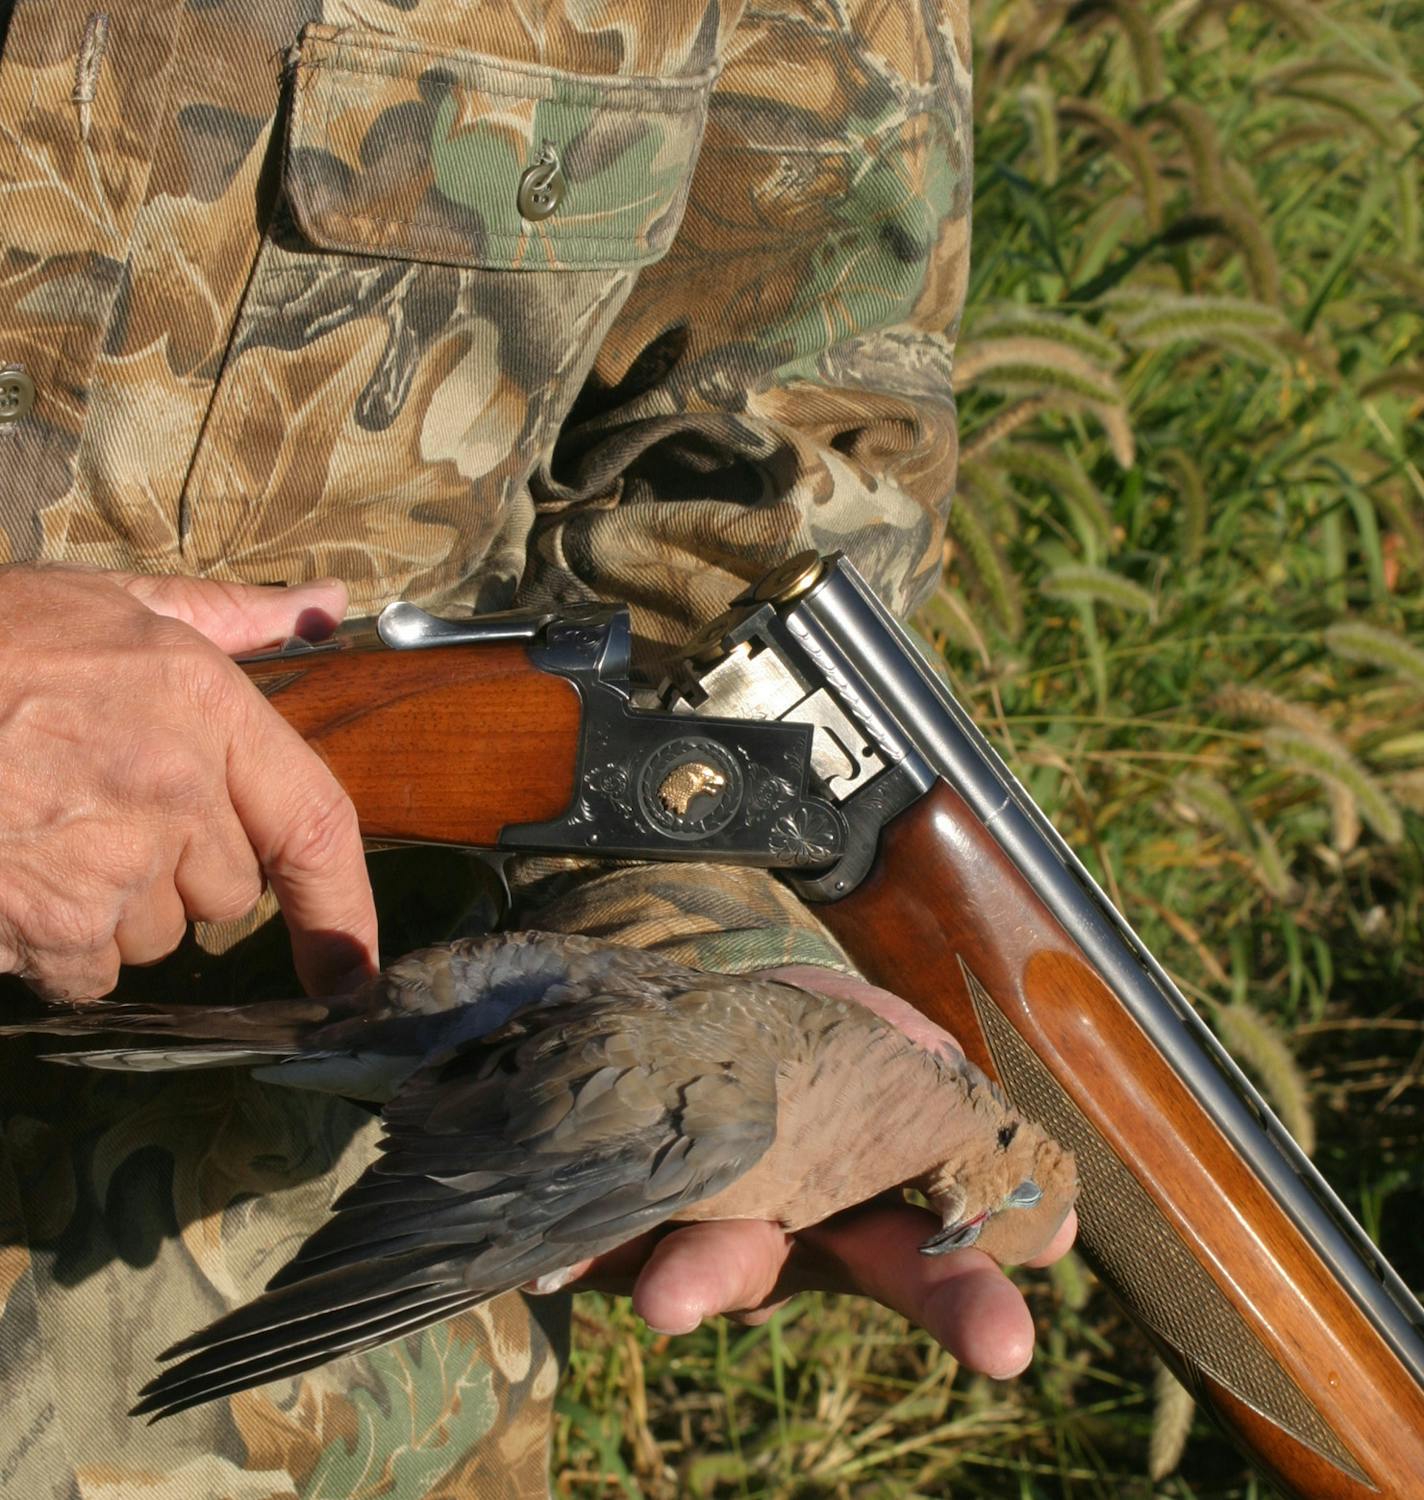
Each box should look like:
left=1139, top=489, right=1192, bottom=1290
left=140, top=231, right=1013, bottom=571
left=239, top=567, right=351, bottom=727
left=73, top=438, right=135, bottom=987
left=241, top=596, right=845, bottom=869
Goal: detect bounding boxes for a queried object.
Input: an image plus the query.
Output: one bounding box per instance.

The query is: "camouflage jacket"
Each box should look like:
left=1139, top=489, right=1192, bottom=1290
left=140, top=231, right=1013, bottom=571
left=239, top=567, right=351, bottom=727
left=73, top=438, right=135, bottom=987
left=0, top=0, right=972, bottom=1494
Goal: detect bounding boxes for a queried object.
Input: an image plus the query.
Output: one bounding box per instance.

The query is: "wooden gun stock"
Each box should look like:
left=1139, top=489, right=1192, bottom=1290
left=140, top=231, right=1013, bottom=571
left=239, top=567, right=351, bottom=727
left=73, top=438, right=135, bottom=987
left=243, top=639, right=581, bottom=845
left=819, top=779, right=1424, bottom=1499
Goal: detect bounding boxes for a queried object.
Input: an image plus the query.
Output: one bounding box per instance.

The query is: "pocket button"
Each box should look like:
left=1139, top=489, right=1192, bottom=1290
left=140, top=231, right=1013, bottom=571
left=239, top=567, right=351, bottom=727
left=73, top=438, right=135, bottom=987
left=517, top=140, right=566, bottom=222
left=0, top=366, right=35, bottom=425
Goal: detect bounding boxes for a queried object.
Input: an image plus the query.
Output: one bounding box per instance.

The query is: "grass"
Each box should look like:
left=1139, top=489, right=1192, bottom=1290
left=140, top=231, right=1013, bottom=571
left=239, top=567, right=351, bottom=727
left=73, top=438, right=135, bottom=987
left=555, top=0, right=1424, bottom=1490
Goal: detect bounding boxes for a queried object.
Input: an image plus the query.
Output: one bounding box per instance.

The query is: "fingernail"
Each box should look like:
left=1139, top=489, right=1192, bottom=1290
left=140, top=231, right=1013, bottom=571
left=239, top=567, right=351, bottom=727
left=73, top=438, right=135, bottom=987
left=529, top=1266, right=579, bottom=1296
left=294, top=605, right=341, bottom=643
left=643, top=1313, right=702, bottom=1336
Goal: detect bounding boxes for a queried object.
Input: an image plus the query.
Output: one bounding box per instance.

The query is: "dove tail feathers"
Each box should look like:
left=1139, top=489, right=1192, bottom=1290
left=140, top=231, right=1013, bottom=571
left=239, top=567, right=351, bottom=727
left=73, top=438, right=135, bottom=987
left=131, top=1253, right=484, bottom=1421
left=39, top=1045, right=298, bottom=1073
left=0, top=998, right=335, bottom=1067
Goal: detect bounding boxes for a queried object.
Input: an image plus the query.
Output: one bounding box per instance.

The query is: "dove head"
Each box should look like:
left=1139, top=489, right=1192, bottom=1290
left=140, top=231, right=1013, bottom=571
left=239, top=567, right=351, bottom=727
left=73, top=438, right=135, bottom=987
left=916, top=1114, right=1078, bottom=1268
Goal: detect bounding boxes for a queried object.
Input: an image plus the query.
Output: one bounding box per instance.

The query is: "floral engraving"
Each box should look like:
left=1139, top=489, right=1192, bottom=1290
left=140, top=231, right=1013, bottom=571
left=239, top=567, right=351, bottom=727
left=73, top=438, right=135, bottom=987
left=768, top=806, right=840, bottom=866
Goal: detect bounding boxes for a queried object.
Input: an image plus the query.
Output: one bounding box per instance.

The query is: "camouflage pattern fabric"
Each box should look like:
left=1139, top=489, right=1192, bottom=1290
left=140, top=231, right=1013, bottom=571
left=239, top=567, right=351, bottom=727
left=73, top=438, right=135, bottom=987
left=0, top=0, right=972, bottom=1493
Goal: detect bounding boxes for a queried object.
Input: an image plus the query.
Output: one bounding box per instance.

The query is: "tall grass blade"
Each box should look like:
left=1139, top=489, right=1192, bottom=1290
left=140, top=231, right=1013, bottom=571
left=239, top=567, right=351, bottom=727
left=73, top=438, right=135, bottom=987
left=1042, top=564, right=1157, bottom=618
left=1324, top=621, right=1424, bottom=693
left=1262, top=726, right=1405, bottom=844
left=1149, top=1362, right=1197, bottom=1480
left=1211, top=1002, right=1316, bottom=1155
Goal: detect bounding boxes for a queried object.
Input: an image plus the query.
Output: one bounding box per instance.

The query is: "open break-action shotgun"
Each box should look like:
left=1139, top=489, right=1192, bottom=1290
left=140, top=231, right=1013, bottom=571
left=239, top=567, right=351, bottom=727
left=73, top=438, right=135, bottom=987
left=241, top=551, right=1424, bottom=1498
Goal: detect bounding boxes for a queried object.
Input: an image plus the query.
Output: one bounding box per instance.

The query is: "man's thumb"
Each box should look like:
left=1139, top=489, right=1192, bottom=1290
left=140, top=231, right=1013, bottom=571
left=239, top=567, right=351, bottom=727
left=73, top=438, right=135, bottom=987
left=119, top=574, right=349, bottom=655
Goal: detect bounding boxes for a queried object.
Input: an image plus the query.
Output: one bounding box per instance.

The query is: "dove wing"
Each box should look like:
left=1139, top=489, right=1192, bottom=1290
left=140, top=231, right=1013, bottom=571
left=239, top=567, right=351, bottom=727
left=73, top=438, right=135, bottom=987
left=132, top=985, right=782, bottom=1420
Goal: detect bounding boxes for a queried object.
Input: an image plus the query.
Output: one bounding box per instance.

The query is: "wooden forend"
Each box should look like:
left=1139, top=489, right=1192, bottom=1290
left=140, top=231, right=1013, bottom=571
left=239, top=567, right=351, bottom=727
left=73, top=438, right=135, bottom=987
left=819, top=779, right=1424, bottom=1500
left=243, top=641, right=581, bottom=846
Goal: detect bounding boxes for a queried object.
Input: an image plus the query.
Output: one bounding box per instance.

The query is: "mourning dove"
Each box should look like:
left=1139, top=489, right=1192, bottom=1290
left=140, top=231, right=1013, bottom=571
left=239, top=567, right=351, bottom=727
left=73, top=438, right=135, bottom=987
left=1, top=931, right=1076, bottom=1420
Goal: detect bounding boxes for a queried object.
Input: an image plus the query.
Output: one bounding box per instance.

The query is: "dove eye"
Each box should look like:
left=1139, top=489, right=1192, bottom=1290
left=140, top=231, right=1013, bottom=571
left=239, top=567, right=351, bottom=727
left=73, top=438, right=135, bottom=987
left=1005, top=1180, right=1042, bottom=1209
left=997, top=1122, right=1018, bottom=1149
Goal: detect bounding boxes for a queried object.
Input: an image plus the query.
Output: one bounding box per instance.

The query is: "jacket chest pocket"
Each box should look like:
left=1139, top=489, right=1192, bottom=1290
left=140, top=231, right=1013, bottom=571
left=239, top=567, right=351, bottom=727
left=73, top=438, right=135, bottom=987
left=180, top=25, right=713, bottom=613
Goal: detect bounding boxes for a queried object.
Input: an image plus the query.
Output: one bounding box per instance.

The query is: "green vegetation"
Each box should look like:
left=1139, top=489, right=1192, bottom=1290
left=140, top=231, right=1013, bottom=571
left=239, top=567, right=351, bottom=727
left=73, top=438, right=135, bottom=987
left=557, top=0, right=1423, bottom=1490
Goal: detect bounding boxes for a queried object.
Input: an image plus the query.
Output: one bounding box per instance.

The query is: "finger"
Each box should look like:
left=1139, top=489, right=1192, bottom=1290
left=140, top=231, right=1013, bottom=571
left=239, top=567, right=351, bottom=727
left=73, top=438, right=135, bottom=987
left=117, top=574, right=349, bottom=655
left=561, top=1232, right=667, bottom=1295
left=172, top=809, right=266, bottom=927
left=21, top=938, right=124, bottom=1003
left=797, top=1202, right=1037, bottom=1378
left=225, top=692, right=378, bottom=994
left=1022, top=1207, right=1077, bottom=1269
left=523, top=1258, right=595, bottom=1296
left=630, top=1220, right=795, bottom=1334
left=725, top=1301, right=791, bottom=1328
left=113, top=883, right=189, bottom=968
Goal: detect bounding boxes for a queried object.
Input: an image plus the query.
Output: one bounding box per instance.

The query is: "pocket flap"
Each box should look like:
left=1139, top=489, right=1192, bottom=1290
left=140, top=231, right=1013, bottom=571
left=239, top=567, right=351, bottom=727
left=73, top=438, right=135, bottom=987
left=285, top=26, right=715, bottom=271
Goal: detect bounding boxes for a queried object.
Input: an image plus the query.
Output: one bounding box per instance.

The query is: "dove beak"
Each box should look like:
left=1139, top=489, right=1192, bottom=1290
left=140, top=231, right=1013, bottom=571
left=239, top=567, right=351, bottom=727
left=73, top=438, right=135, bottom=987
left=919, top=1180, right=1044, bottom=1254
left=920, top=1210, right=988, bottom=1255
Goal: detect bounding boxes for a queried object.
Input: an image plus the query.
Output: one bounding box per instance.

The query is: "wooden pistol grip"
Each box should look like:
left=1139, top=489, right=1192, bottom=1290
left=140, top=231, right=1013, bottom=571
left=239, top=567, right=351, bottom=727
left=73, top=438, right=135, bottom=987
left=818, top=780, right=1424, bottom=1499
left=242, top=643, right=580, bottom=846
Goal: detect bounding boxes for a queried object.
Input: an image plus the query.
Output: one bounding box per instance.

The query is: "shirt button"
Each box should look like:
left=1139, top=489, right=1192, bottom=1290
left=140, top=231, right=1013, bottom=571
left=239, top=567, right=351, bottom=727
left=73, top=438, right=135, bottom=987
left=0, top=366, right=36, bottom=425
left=517, top=140, right=566, bottom=222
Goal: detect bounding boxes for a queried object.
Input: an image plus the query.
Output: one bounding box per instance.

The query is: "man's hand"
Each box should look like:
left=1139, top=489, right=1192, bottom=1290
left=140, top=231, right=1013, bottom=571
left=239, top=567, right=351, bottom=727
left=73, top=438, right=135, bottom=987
left=541, top=967, right=1077, bottom=1379
left=0, top=565, right=378, bottom=1000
